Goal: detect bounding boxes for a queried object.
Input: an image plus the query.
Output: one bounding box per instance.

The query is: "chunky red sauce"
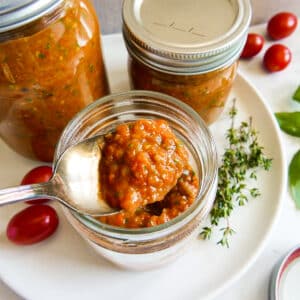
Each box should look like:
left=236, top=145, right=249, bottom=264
left=98, top=119, right=199, bottom=228
left=129, top=58, right=237, bottom=124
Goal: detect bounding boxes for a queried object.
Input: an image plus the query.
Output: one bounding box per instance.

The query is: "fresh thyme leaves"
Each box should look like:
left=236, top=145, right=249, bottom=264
left=200, top=99, right=273, bottom=247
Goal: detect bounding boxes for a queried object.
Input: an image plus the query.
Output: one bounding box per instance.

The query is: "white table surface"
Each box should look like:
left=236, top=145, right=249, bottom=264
left=0, top=23, right=300, bottom=300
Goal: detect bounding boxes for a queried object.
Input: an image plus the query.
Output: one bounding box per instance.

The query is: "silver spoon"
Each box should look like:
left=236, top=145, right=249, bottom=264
left=0, top=135, right=119, bottom=216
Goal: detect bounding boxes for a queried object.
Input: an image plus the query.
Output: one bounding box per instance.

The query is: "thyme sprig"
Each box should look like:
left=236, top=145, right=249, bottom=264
left=200, top=99, right=272, bottom=247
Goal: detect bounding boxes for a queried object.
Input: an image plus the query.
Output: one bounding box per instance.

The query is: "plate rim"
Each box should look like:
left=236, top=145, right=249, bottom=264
left=204, top=71, right=287, bottom=300
left=0, top=52, right=287, bottom=300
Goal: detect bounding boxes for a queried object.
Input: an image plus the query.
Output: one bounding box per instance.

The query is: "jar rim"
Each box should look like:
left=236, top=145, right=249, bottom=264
left=0, top=0, right=64, bottom=34
left=122, top=0, right=251, bottom=74
left=55, top=90, right=218, bottom=241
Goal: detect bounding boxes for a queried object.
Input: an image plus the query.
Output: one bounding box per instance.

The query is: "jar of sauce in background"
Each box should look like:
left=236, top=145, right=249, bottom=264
left=0, top=0, right=109, bottom=162
left=122, top=0, right=251, bottom=124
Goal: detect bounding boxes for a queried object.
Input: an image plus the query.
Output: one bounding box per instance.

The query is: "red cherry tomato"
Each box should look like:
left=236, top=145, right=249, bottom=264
left=21, top=166, right=53, bottom=204
left=263, top=44, right=292, bottom=72
left=267, top=12, right=298, bottom=40
left=240, top=33, right=264, bottom=58
left=6, top=204, right=59, bottom=245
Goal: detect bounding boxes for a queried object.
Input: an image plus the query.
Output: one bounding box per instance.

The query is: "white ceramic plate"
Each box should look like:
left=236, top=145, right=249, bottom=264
left=0, top=34, right=286, bottom=300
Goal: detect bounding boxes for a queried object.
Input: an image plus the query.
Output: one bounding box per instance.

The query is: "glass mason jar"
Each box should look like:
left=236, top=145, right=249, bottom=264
left=122, top=0, right=251, bottom=125
left=0, top=0, right=109, bottom=162
left=54, top=91, right=218, bottom=270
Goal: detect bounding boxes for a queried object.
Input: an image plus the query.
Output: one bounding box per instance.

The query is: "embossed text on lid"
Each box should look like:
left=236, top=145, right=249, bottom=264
left=136, top=0, right=238, bottom=48
left=123, top=0, right=252, bottom=74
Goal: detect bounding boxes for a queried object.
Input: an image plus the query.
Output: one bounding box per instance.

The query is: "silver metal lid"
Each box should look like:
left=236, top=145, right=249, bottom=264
left=269, top=245, right=300, bottom=300
left=122, top=0, right=252, bottom=74
left=0, top=0, right=63, bottom=33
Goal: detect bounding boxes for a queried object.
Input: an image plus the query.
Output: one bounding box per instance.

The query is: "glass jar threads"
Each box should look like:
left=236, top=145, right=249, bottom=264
left=122, top=0, right=251, bottom=124
left=0, top=0, right=109, bottom=162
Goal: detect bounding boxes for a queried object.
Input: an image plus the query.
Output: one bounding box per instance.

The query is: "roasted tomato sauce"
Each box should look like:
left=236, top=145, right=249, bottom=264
left=0, top=0, right=109, bottom=162
left=129, top=58, right=237, bottom=124
left=98, top=119, right=199, bottom=228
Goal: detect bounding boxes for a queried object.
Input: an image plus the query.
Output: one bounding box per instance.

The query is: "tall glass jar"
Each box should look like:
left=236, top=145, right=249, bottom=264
left=122, top=0, right=251, bottom=125
left=54, top=91, right=218, bottom=270
left=0, top=0, right=109, bottom=162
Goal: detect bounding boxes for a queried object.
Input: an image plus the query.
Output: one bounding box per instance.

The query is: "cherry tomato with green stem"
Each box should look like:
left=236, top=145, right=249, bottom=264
left=6, top=204, right=59, bottom=245
left=263, top=44, right=292, bottom=72
left=21, top=166, right=53, bottom=204
left=267, top=12, right=298, bottom=40
left=240, top=33, right=264, bottom=58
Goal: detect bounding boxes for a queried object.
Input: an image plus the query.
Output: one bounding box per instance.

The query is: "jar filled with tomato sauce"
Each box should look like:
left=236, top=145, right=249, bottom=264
left=0, top=0, right=109, bottom=162
left=122, top=0, right=251, bottom=124
left=55, top=91, right=218, bottom=270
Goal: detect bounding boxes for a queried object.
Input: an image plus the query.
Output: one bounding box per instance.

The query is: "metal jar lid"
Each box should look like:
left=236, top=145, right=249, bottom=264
left=122, top=0, right=252, bottom=74
left=0, top=0, right=64, bottom=33
left=269, top=245, right=300, bottom=300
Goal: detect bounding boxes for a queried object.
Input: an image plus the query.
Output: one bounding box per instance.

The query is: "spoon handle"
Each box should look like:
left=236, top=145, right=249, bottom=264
left=0, top=181, right=54, bottom=206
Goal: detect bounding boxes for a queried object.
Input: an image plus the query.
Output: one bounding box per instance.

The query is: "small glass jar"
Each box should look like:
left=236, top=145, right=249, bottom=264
left=54, top=90, right=218, bottom=270
left=0, top=0, right=109, bottom=162
left=122, top=0, right=251, bottom=124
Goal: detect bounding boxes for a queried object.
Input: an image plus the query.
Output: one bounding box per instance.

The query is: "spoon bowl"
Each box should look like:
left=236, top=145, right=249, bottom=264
left=0, top=135, right=119, bottom=216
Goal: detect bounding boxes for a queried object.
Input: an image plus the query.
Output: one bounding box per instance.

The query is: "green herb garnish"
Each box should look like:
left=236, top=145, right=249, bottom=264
left=289, top=149, right=300, bottom=209
left=275, top=112, right=300, bottom=137
left=37, top=52, right=46, bottom=59
left=89, top=64, right=95, bottom=72
left=292, top=85, right=300, bottom=103
left=200, top=100, right=272, bottom=247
